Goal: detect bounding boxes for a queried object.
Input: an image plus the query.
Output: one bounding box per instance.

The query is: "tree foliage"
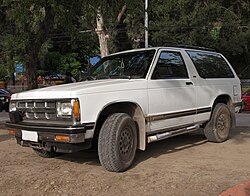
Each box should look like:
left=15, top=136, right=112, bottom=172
left=148, top=0, right=250, bottom=76
left=1, top=0, right=250, bottom=89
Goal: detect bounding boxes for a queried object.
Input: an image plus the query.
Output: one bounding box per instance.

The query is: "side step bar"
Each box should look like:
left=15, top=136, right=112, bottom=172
left=147, top=124, right=200, bottom=143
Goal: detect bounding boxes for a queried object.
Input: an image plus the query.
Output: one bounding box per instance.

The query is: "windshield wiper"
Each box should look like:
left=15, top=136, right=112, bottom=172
left=83, top=73, right=110, bottom=81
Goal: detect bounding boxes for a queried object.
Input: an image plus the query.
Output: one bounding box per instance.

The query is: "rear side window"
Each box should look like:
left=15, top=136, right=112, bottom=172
left=186, top=51, right=234, bottom=78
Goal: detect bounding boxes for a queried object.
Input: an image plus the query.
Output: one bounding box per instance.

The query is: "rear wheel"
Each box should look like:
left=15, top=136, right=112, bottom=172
left=98, top=113, right=137, bottom=172
left=33, top=149, right=61, bottom=158
left=204, top=103, right=232, bottom=142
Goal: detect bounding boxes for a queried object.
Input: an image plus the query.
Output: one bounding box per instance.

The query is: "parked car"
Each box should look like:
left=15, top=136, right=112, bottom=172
left=242, top=90, right=250, bottom=111
left=0, top=89, right=11, bottom=112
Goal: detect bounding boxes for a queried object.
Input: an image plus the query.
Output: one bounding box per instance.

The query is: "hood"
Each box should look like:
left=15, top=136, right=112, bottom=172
left=11, top=79, right=147, bottom=100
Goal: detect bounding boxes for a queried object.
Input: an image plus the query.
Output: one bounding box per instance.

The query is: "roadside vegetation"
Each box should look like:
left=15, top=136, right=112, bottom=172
left=0, top=0, right=250, bottom=89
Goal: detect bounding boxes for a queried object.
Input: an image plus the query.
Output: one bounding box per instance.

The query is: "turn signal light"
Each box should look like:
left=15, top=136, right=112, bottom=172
left=55, top=135, right=70, bottom=142
left=73, top=100, right=80, bottom=121
left=9, top=130, right=15, bottom=135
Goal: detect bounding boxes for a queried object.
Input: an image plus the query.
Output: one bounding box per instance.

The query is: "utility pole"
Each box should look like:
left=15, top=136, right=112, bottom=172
left=145, top=0, right=148, bottom=48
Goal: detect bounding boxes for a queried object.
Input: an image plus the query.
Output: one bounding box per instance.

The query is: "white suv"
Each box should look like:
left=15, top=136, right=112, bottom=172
left=6, top=47, right=242, bottom=172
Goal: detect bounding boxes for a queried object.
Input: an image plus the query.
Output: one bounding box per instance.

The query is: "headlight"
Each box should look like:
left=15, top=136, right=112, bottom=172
left=9, top=102, right=17, bottom=112
left=57, top=102, right=72, bottom=117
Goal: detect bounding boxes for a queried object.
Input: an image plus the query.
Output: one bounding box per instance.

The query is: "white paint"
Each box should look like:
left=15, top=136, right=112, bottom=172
left=11, top=47, right=242, bottom=149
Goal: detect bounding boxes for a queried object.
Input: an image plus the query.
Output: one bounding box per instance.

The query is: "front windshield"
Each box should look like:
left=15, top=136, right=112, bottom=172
left=87, top=50, right=156, bottom=80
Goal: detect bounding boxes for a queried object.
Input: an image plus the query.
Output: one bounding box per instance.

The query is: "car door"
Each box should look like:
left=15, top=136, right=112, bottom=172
left=147, top=49, right=197, bottom=133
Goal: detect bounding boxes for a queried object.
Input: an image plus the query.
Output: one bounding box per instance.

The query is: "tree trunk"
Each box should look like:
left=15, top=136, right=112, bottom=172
left=25, top=4, right=55, bottom=89
left=96, top=8, right=109, bottom=57
left=26, top=59, right=38, bottom=89
left=114, top=4, right=131, bottom=52
left=26, top=42, right=39, bottom=89
left=116, top=4, right=127, bottom=25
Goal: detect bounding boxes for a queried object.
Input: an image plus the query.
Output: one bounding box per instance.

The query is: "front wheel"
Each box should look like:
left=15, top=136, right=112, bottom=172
left=204, top=103, right=232, bottom=142
left=98, top=113, right=137, bottom=172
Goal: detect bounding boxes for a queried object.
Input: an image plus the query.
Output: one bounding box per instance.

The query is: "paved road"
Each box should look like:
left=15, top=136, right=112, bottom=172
left=0, top=112, right=9, bottom=123
left=1, top=111, right=250, bottom=126
left=236, top=112, right=250, bottom=127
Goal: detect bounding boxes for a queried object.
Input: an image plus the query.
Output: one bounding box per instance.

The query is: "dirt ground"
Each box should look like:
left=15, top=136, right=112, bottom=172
left=0, top=125, right=250, bottom=196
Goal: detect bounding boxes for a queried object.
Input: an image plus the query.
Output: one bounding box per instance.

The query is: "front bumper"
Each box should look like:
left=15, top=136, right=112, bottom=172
left=6, top=121, right=88, bottom=143
left=5, top=121, right=94, bottom=153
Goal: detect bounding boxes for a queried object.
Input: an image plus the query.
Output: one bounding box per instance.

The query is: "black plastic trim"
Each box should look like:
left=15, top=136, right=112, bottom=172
left=233, top=102, right=242, bottom=108
left=5, top=121, right=95, bottom=134
left=146, top=107, right=211, bottom=122
left=197, top=107, right=212, bottom=114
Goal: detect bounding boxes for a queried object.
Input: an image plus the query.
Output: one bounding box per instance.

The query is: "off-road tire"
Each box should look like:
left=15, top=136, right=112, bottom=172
left=33, top=149, right=61, bottom=158
left=98, top=113, right=137, bottom=172
left=204, top=103, right=232, bottom=142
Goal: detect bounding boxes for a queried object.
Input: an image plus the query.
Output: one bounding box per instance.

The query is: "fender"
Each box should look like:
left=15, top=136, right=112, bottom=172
left=95, top=100, right=147, bottom=150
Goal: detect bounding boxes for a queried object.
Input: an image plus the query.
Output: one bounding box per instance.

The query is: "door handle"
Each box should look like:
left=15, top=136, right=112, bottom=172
left=186, top=82, right=193, bottom=85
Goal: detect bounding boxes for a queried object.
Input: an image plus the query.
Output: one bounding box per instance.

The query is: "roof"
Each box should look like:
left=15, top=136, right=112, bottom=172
left=106, top=46, right=218, bottom=57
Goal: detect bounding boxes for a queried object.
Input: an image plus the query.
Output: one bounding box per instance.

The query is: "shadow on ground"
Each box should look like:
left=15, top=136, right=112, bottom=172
left=58, top=149, right=100, bottom=165
left=133, top=131, right=207, bottom=167
left=57, top=127, right=250, bottom=167
left=1, top=125, right=250, bottom=168
left=58, top=130, right=208, bottom=167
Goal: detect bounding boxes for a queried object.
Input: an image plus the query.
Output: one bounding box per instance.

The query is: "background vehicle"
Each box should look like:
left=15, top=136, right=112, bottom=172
left=242, top=90, right=250, bottom=111
left=0, top=89, right=11, bottom=112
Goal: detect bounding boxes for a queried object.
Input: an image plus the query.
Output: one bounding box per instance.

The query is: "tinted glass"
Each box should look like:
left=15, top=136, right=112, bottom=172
left=0, top=89, right=9, bottom=94
left=0, top=90, right=5, bottom=95
left=186, top=51, right=234, bottom=78
left=152, top=51, right=188, bottom=79
left=87, top=50, right=156, bottom=79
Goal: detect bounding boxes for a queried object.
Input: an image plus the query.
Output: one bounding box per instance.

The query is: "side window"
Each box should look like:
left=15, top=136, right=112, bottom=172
left=152, top=51, right=188, bottom=79
left=186, top=50, right=235, bottom=78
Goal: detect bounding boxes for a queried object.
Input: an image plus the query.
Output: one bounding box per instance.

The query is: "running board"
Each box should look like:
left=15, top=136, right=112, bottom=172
left=147, top=124, right=200, bottom=143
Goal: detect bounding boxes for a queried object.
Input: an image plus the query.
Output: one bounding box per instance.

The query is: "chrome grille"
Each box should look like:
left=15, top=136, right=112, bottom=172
left=18, top=102, right=26, bottom=108
left=27, top=102, right=34, bottom=108
left=35, top=102, right=44, bottom=108
left=16, top=100, right=57, bottom=120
